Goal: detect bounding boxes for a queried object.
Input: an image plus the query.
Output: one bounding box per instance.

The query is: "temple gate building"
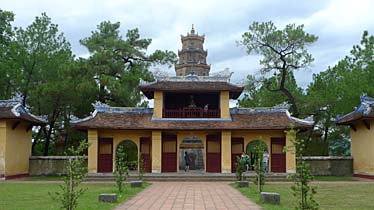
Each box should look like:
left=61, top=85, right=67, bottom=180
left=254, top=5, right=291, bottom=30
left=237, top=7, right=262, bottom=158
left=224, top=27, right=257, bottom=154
left=0, top=100, right=46, bottom=179
left=336, top=95, right=374, bottom=179
left=73, top=27, right=312, bottom=174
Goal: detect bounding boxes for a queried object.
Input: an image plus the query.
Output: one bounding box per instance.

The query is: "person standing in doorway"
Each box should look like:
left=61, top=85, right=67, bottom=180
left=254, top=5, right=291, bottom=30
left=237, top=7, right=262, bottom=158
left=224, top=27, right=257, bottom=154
left=241, top=152, right=249, bottom=171
left=263, top=151, right=269, bottom=172
left=184, top=151, right=191, bottom=172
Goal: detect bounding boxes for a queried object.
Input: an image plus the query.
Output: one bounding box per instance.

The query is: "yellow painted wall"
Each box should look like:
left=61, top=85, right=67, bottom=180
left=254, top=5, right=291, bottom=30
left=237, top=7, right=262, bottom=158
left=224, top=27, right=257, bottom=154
left=285, top=131, right=296, bottom=173
left=87, top=129, right=98, bottom=173
left=232, top=130, right=287, bottom=172
left=5, top=120, right=32, bottom=176
left=350, top=120, right=374, bottom=176
left=220, top=91, right=230, bottom=119
left=87, top=129, right=294, bottom=174
left=153, top=91, right=163, bottom=118
left=152, top=130, right=162, bottom=173
left=0, top=120, right=6, bottom=177
left=177, top=132, right=206, bottom=172
left=221, top=131, right=231, bottom=173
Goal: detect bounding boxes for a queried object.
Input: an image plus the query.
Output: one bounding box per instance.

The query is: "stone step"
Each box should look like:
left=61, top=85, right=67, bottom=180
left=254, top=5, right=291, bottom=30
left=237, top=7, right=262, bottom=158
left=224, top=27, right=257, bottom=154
left=85, top=173, right=290, bottom=182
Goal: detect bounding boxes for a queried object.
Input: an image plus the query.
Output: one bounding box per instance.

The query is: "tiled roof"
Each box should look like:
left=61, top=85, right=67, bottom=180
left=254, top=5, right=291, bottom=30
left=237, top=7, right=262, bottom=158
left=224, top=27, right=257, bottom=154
left=0, top=100, right=47, bottom=125
left=72, top=106, right=313, bottom=131
left=139, top=76, right=244, bottom=99
left=336, top=95, right=374, bottom=125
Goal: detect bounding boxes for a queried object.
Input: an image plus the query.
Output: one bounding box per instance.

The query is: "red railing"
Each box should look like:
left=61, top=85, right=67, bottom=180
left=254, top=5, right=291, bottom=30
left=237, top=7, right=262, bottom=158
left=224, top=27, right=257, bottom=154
left=163, top=108, right=220, bottom=118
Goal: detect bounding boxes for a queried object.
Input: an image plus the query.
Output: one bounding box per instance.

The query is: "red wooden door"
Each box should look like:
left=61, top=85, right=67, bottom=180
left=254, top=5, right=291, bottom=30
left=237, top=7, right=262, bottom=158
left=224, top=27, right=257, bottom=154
left=206, top=135, right=221, bottom=173
left=162, top=135, right=177, bottom=172
left=271, top=137, right=286, bottom=172
left=98, top=138, right=113, bottom=173
left=231, top=137, right=244, bottom=173
left=140, top=137, right=152, bottom=173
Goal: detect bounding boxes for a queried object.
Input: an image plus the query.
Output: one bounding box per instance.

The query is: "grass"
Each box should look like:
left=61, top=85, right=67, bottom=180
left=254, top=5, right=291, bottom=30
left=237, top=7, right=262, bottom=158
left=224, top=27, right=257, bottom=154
left=233, top=182, right=374, bottom=210
left=20, top=175, right=64, bottom=181
left=0, top=182, right=150, bottom=210
left=313, top=176, right=356, bottom=181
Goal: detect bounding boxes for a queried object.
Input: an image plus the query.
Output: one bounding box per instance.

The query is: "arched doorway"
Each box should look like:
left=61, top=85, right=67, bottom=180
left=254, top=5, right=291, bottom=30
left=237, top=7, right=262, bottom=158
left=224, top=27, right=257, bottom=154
left=179, top=136, right=204, bottom=171
left=246, top=140, right=268, bottom=171
left=116, top=140, right=138, bottom=171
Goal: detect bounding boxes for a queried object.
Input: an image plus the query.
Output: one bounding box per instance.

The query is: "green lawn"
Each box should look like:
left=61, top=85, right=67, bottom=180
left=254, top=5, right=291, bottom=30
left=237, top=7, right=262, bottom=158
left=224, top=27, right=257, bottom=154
left=234, top=182, right=374, bottom=210
left=0, top=182, right=149, bottom=210
left=313, top=176, right=356, bottom=181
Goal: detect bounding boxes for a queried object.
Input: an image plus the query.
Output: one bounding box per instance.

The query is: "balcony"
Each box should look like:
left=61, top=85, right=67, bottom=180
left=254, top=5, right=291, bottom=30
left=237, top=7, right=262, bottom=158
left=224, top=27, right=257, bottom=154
left=163, top=108, right=220, bottom=118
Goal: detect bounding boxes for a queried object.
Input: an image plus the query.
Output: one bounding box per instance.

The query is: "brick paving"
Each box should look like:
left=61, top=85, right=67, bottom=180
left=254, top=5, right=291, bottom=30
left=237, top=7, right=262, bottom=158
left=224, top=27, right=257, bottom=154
left=115, top=182, right=261, bottom=210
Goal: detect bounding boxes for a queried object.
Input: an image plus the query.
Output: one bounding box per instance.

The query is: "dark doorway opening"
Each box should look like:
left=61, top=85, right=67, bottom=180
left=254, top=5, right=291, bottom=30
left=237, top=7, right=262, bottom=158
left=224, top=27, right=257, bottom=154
left=246, top=140, right=269, bottom=171
left=116, top=140, right=138, bottom=171
left=179, top=136, right=204, bottom=171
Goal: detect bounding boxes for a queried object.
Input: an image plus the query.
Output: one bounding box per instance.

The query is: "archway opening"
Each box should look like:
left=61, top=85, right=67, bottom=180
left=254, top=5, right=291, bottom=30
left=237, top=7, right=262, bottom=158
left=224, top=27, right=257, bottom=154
left=179, top=136, right=204, bottom=171
left=246, top=140, right=269, bottom=171
left=116, top=140, right=138, bottom=171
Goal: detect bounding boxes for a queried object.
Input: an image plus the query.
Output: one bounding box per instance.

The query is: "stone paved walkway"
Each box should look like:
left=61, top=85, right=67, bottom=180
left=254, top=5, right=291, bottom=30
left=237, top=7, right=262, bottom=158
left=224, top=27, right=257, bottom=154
left=115, top=182, right=261, bottom=210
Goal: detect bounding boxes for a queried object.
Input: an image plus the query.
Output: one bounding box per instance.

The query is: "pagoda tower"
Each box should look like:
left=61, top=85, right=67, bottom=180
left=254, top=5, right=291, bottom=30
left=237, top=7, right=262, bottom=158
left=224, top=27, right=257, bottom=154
left=175, top=25, right=211, bottom=76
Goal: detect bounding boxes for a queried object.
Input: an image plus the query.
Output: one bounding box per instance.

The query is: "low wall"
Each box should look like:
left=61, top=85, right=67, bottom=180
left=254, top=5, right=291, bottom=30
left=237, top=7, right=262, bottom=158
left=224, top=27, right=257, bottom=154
left=29, top=156, right=87, bottom=176
left=302, top=156, right=353, bottom=176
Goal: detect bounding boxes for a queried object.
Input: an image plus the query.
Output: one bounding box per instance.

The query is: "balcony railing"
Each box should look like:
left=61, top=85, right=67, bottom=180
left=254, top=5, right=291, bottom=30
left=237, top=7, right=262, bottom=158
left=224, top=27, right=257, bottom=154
left=163, top=108, right=220, bottom=118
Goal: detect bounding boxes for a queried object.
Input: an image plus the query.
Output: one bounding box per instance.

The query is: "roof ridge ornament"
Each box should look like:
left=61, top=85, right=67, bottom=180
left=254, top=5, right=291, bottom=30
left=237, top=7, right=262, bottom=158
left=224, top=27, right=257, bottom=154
left=360, top=93, right=374, bottom=103
left=92, top=101, right=110, bottom=111
left=211, top=68, right=233, bottom=82
left=273, top=102, right=291, bottom=110
left=191, top=24, right=195, bottom=34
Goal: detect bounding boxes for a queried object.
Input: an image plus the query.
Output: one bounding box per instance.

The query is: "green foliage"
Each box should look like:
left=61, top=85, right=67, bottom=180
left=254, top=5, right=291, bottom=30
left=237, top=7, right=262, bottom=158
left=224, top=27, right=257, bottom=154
left=114, top=144, right=129, bottom=193
left=239, top=21, right=317, bottom=117
left=239, top=72, right=304, bottom=110
left=235, top=156, right=245, bottom=181
left=50, top=141, right=89, bottom=210
left=305, top=31, right=374, bottom=155
left=253, top=142, right=266, bottom=192
left=0, top=9, right=16, bottom=99
left=246, top=140, right=268, bottom=170
left=79, top=21, right=177, bottom=106
left=288, top=129, right=319, bottom=210
left=303, top=140, right=328, bottom=156
left=0, top=10, right=177, bottom=156
left=138, top=157, right=146, bottom=180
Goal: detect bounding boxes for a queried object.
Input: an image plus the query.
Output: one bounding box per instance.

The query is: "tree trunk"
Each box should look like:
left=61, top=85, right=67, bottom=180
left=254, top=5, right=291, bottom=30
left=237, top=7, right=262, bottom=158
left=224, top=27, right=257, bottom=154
left=31, top=129, right=43, bottom=155
left=43, top=122, right=55, bottom=156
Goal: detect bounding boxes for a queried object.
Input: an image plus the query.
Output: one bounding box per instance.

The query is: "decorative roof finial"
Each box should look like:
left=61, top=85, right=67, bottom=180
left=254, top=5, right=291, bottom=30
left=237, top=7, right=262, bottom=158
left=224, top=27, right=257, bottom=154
left=191, top=24, right=195, bottom=34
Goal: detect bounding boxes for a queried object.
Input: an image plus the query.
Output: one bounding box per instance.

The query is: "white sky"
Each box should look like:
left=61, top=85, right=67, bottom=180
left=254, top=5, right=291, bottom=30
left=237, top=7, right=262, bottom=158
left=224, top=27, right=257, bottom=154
left=2, top=0, right=374, bottom=89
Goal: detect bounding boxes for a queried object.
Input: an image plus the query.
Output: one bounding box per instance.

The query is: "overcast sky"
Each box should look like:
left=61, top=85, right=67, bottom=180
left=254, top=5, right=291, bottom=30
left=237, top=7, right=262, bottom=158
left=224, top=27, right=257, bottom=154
left=2, top=0, right=374, bottom=88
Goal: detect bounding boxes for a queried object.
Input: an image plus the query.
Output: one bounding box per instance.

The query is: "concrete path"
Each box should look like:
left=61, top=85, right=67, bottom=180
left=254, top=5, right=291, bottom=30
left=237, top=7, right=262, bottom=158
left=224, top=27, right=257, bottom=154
left=115, top=182, right=261, bottom=210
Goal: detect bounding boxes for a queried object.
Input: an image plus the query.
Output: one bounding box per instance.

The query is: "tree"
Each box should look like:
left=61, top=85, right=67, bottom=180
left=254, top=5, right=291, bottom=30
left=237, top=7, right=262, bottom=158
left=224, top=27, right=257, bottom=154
left=239, top=21, right=318, bottom=117
left=253, top=142, right=266, bottom=192
left=138, top=157, right=146, bottom=180
left=235, top=156, right=245, bottom=181
left=305, top=31, right=374, bottom=155
left=287, top=129, right=319, bottom=210
left=11, top=13, right=75, bottom=155
left=80, top=21, right=177, bottom=107
left=0, top=9, right=17, bottom=99
left=50, top=141, right=88, bottom=210
left=114, top=144, right=129, bottom=193
left=239, top=72, right=304, bottom=110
